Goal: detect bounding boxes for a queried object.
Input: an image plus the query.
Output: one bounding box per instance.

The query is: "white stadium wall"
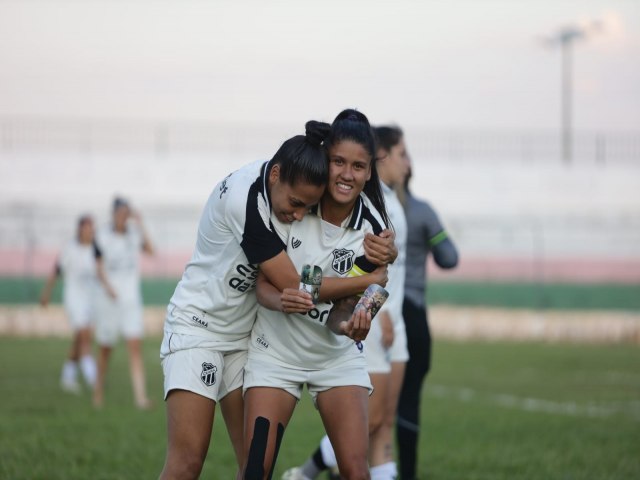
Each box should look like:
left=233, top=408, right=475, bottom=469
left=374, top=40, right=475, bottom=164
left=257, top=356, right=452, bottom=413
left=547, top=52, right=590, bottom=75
left=1, top=119, right=639, bottom=283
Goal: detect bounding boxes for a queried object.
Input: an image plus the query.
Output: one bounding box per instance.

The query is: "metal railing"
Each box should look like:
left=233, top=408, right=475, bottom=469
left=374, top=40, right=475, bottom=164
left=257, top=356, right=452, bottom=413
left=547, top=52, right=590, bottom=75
left=2, top=117, right=639, bottom=165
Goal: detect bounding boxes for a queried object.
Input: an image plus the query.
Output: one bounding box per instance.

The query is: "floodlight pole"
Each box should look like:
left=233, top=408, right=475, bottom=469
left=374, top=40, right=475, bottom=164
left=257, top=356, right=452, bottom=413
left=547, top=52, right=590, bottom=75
left=548, top=24, right=599, bottom=163
left=561, top=36, right=573, bottom=164
left=553, top=27, right=584, bottom=164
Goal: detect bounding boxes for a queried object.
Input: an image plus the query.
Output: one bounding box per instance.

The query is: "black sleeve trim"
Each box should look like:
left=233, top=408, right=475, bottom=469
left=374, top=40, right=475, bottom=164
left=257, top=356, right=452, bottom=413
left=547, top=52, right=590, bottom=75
left=361, top=205, right=384, bottom=235
left=241, top=177, right=286, bottom=264
left=354, top=255, right=377, bottom=274
left=93, top=241, right=102, bottom=259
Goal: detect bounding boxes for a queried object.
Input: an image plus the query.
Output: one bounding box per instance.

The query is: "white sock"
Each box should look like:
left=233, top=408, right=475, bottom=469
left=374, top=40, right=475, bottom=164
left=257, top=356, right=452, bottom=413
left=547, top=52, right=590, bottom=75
left=61, top=360, right=78, bottom=384
left=319, top=434, right=338, bottom=469
left=80, top=355, right=97, bottom=387
left=370, top=461, right=397, bottom=480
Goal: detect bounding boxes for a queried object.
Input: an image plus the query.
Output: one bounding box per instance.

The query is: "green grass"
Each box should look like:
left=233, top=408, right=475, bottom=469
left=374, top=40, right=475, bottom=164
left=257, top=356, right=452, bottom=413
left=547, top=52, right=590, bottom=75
left=1, top=337, right=638, bottom=479
left=2, top=276, right=639, bottom=310
left=428, top=281, right=640, bottom=311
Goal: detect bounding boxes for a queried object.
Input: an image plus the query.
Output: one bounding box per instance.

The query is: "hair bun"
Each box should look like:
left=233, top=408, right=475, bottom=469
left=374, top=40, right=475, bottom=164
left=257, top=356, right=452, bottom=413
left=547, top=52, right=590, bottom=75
left=335, top=108, right=367, bottom=125
left=305, top=120, right=331, bottom=147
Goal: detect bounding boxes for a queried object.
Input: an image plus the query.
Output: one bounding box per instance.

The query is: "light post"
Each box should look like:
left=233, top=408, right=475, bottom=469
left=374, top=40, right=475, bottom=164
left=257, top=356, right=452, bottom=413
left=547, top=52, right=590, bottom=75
left=542, top=22, right=600, bottom=163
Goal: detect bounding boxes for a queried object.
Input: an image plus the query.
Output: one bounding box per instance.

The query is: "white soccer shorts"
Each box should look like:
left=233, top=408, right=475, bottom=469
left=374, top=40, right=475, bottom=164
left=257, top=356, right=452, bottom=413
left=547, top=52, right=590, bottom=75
left=243, top=351, right=372, bottom=406
left=161, top=331, right=246, bottom=403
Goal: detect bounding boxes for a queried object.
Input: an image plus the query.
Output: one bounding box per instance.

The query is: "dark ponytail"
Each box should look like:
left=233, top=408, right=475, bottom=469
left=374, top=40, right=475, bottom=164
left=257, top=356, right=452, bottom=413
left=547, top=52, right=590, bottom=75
left=374, top=126, right=404, bottom=154
left=267, top=120, right=331, bottom=187
left=326, top=109, right=391, bottom=229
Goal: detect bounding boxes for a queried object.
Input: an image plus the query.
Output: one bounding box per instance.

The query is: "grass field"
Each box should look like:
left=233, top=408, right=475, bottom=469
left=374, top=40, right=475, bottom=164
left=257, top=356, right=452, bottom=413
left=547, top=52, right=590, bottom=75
left=1, top=337, right=638, bottom=479
left=2, top=276, right=640, bottom=310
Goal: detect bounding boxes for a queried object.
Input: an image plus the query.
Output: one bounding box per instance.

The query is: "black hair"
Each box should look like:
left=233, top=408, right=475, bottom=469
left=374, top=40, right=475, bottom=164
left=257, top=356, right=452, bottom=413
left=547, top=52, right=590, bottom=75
left=113, top=196, right=129, bottom=212
left=267, top=120, right=331, bottom=187
left=376, top=125, right=408, bottom=206
left=76, top=214, right=93, bottom=241
left=326, top=109, right=391, bottom=228
left=374, top=126, right=404, bottom=153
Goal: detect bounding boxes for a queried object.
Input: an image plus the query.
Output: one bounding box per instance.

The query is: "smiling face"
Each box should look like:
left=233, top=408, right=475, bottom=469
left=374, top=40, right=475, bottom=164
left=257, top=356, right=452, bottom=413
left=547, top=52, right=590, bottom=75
left=325, top=140, right=372, bottom=210
left=268, top=164, right=325, bottom=224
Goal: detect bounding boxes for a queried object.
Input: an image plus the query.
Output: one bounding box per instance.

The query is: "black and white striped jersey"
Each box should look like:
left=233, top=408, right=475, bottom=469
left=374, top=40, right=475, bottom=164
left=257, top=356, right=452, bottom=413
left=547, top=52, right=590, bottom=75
left=249, top=194, right=386, bottom=369
left=166, top=160, right=285, bottom=345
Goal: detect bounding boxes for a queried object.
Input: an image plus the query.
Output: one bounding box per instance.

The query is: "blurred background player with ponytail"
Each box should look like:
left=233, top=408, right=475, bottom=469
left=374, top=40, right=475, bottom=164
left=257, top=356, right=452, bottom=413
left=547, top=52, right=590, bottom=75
left=93, top=197, right=155, bottom=409
left=40, top=214, right=113, bottom=395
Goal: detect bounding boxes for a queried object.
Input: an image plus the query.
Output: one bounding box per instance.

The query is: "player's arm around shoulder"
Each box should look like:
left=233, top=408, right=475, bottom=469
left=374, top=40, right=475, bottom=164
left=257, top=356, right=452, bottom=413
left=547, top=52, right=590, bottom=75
left=364, top=228, right=398, bottom=266
left=316, top=226, right=393, bottom=302
left=256, top=270, right=314, bottom=314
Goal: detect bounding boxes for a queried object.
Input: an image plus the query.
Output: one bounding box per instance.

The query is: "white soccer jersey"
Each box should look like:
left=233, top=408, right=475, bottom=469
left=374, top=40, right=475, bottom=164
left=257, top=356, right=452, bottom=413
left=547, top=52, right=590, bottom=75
left=379, top=182, right=407, bottom=327
left=249, top=194, right=386, bottom=370
left=166, top=160, right=286, bottom=346
left=58, top=240, right=101, bottom=325
left=96, top=223, right=143, bottom=304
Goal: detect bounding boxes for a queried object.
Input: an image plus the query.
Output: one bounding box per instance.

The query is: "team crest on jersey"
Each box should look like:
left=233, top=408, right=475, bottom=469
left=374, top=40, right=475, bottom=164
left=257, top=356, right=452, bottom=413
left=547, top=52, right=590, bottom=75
left=200, top=362, right=217, bottom=387
left=331, top=248, right=355, bottom=275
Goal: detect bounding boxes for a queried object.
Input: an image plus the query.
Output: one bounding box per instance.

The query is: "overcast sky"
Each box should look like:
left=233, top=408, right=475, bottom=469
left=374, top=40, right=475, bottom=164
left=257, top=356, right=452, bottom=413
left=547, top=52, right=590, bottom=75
left=0, top=0, right=638, bottom=131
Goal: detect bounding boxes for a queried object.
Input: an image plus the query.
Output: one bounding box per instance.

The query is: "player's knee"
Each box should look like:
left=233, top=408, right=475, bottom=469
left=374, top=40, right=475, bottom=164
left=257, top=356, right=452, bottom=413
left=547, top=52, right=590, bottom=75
left=162, top=451, right=205, bottom=480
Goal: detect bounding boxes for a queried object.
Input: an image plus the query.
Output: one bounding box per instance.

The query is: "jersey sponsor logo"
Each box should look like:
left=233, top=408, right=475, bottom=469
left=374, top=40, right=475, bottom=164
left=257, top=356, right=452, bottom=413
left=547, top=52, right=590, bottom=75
left=301, top=306, right=330, bottom=325
left=255, top=333, right=269, bottom=350
left=191, top=314, right=208, bottom=328
left=291, top=237, right=302, bottom=249
left=331, top=248, right=355, bottom=275
left=229, top=263, right=259, bottom=293
left=200, top=362, right=217, bottom=386
left=219, top=173, right=232, bottom=198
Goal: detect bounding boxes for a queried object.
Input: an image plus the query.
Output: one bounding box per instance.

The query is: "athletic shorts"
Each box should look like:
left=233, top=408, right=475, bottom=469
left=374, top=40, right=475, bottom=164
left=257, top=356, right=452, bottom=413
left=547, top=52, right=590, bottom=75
left=160, top=331, right=246, bottom=403
left=364, top=314, right=409, bottom=373
left=243, top=352, right=372, bottom=406
left=389, top=319, right=409, bottom=363
left=65, top=299, right=94, bottom=330
left=94, top=295, right=144, bottom=346
left=363, top=320, right=391, bottom=374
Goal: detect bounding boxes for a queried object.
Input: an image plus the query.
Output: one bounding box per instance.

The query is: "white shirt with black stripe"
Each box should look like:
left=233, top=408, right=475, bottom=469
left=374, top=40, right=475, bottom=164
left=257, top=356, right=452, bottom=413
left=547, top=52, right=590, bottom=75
left=166, top=160, right=285, bottom=346
left=96, top=223, right=143, bottom=304
left=58, top=240, right=101, bottom=320
left=249, top=194, right=386, bottom=370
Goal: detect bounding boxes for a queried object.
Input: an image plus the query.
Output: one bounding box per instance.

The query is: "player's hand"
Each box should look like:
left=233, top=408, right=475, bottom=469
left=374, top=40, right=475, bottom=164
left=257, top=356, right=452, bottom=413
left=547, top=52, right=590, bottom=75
left=364, top=229, right=398, bottom=266
left=129, top=210, right=142, bottom=223
left=379, top=311, right=394, bottom=349
left=107, top=287, right=118, bottom=300
left=340, top=307, right=372, bottom=342
left=280, top=288, right=314, bottom=314
left=369, top=265, right=388, bottom=288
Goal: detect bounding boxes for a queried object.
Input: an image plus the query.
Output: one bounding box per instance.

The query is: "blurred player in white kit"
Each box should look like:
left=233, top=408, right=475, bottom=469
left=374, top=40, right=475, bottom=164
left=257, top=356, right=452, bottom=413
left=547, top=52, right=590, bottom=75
left=93, top=197, right=154, bottom=409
